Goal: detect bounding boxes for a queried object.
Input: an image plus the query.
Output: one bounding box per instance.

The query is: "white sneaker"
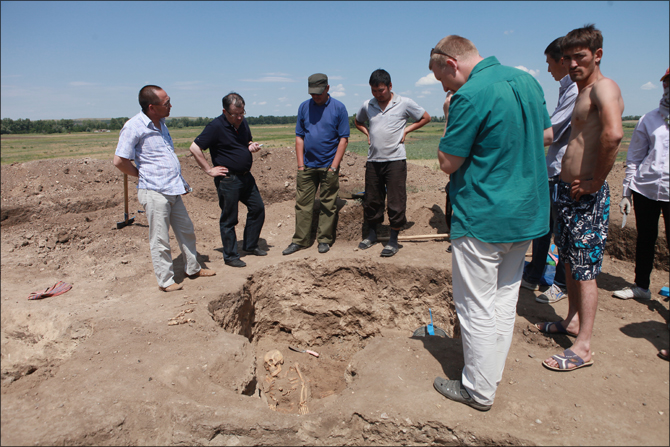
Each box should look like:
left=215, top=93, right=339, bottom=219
left=613, top=285, right=652, bottom=300
left=536, top=284, right=567, bottom=304
left=520, top=278, right=539, bottom=291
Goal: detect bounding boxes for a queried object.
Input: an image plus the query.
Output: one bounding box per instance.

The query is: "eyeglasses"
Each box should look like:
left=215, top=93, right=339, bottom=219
left=225, top=109, right=246, bottom=118
left=431, top=47, right=457, bottom=61
left=153, top=99, right=171, bottom=108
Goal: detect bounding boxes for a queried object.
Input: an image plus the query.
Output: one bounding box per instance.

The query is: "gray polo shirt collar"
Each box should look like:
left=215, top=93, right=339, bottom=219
left=369, top=93, right=399, bottom=113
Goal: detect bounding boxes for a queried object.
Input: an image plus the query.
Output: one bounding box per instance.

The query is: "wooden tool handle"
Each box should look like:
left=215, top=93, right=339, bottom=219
left=123, top=173, right=129, bottom=219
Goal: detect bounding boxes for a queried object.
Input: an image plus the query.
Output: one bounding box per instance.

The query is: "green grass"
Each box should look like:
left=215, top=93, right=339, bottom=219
left=1, top=120, right=634, bottom=165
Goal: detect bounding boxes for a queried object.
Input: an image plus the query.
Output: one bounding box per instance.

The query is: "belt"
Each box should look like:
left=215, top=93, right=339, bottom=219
left=227, top=170, right=249, bottom=176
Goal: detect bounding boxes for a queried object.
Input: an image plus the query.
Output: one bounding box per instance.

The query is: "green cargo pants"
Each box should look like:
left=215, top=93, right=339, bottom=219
left=291, top=167, right=339, bottom=246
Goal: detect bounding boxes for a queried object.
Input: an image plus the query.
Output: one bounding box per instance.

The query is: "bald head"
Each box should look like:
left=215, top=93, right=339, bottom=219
left=429, top=35, right=480, bottom=70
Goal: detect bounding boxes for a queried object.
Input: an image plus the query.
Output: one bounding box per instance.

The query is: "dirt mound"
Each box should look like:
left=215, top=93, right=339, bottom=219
left=1, top=148, right=668, bottom=446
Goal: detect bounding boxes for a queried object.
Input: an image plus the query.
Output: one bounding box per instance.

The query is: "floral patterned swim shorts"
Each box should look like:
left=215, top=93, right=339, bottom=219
left=555, top=180, right=610, bottom=281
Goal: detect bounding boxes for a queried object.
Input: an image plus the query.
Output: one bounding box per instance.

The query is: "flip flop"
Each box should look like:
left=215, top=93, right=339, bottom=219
left=542, top=349, right=593, bottom=371
left=380, top=245, right=398, bottom=257
left=358, top=238, right=377, bottom=250
left=535, top=321, right=578, bottom=338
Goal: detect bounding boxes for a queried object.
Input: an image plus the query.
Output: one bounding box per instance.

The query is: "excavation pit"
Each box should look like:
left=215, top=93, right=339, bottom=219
left=208, top=259, right=459, bottom=414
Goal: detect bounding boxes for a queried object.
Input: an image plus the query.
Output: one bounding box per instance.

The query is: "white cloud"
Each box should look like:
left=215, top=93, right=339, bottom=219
left=253, top=101, right=267, bottom=106
left=504, top=30, right=514, bottom=35
left=416, top=73, right=439, bottom=86
left=69, top=81, right=98, bottom=87
left=640, top=82, right=657, bottom=90
left=242, top=76, right=296, bottom=83
left=172, top=81, right=202, bottom=90
left=329, top=75, right=344, bottom=81
left=515, top=66, right=540, bottom=77
left=330, top=84, right=346, bottom=97
left=278, top=97, right=289, bottom=102
left=421, top=90, right=432, bottom=95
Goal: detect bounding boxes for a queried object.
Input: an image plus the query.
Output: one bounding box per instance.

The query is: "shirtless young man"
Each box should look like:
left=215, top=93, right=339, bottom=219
left=539, top=24, right=624, bottom=371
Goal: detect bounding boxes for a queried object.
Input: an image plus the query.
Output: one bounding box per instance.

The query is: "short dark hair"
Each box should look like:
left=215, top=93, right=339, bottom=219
left=222, top=92, right=245, bottom=112
left=369, top=69, right=391, bottom=87
left=544, top=37, right=564, bottom=62
left=562, top=24, right=603, bottom=55
left=139, top=85, right=162, bottom=113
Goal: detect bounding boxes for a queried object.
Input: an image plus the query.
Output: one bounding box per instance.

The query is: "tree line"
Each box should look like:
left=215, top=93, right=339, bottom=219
left=1, top=114, right=448, bottom=135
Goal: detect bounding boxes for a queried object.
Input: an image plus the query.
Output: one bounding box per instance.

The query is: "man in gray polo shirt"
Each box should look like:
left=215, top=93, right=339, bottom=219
left=355, top=69, right=431, bottom=256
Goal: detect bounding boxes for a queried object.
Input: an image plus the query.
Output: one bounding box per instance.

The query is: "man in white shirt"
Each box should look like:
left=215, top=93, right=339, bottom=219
left=613, top=68, right=669, bottom=300
left=113, top=85, right=215, bottom=292
left=354, top=69, right=431, bottom=256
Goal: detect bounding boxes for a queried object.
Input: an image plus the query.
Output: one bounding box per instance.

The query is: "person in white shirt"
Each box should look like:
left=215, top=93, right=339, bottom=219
left=354, top=69, right=431, bottom=257
left=113, top=85, right=215, bottom=292
left=613, top=68, right=669, bottom=301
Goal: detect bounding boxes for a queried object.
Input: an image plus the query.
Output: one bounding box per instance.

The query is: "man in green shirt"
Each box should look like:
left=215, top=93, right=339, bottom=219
left=429, top=35, right=553, bottom=411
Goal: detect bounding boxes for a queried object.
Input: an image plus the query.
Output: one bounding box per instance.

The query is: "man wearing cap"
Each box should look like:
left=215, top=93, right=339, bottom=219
left=189, top=92, right=265, bottom=268
left=613, top=68, right=669, bottom=301
left=283, top=73, right=350, bottom=255
left=113, top=85, right=216, bottom=292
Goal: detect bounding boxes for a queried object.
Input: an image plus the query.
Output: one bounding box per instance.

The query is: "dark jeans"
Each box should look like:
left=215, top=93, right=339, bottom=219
left=214, top=172, right=265, bottom=262
left=364, top=160, right=407, bottom=229
left=633, top=191, right=669, bottom=290
left=523, top=176, right=566, bottom=288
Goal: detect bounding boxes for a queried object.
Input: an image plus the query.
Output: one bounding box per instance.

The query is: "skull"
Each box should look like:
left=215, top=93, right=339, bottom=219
left=264, top=349, right=284, bottom=377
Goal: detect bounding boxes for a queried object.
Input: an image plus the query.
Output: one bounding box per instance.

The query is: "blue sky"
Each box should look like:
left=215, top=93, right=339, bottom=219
left=1, top=1, right=668, bottom=120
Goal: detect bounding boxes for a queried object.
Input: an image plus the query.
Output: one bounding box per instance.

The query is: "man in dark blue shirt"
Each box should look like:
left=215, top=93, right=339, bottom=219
left=282, top=73, right=350, bottom=255
left=190, top=92, right=265, bottom=268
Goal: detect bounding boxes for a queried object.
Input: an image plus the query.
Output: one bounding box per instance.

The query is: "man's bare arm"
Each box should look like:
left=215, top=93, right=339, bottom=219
left=543, top=127, right=554, bottom=147
left=402, top=112, right=431, bottom=143
left=571, top=79, right=624, bottom=200
left=438, top=150, right=465, bottom=175
left=189, top=142, right=228, bottom=177
left=442, top=92, right=453, bottom=136
left=331, top=137, right=348, bottom=170
left=295, top=136, right=305, bottom=170
left=112, top=155, right=139, bottom=177
left=354, top=120, right=370, bottom=145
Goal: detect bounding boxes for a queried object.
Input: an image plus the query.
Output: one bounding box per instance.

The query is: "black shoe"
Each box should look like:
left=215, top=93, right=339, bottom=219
left=433, top=377, right=491, bottom=412
left=225, top=259, right=247, bottom=268
left=249, top=248, right=267, bottom=256
left=282, top=243, right=304, bottom=256
left=318, top=242, right=330, bottom=253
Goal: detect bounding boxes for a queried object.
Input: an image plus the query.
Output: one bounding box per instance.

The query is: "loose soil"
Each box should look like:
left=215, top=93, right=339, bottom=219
left=1, top=147, right=668, bottom=446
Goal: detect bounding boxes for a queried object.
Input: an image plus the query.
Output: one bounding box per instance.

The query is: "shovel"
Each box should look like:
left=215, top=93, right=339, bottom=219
left=427, top=308, right=435, bottom=335
left=116, top=174, right=135, bottom=229
left=412, top=308, right=448, bottom=337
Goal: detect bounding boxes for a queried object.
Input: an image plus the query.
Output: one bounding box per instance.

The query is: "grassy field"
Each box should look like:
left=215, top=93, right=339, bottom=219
left=1, top=120, right=633, bottom=166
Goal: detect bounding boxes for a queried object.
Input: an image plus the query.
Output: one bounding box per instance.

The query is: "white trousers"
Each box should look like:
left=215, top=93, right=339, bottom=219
left=451, top=236, right=530, bottom=406
left=138, top=189, right=201, bottom=288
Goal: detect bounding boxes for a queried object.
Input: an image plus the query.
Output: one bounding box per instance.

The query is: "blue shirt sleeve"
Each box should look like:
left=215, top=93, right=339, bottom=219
left=337, top=103, right=350, bottom=138
left=295, top=103, right=306, bottom=138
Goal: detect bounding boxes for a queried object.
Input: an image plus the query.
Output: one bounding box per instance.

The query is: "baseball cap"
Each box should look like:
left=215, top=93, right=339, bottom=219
left=661, top=68, right=669, bottom=82
left=308, top=73, right=328, bottom=94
